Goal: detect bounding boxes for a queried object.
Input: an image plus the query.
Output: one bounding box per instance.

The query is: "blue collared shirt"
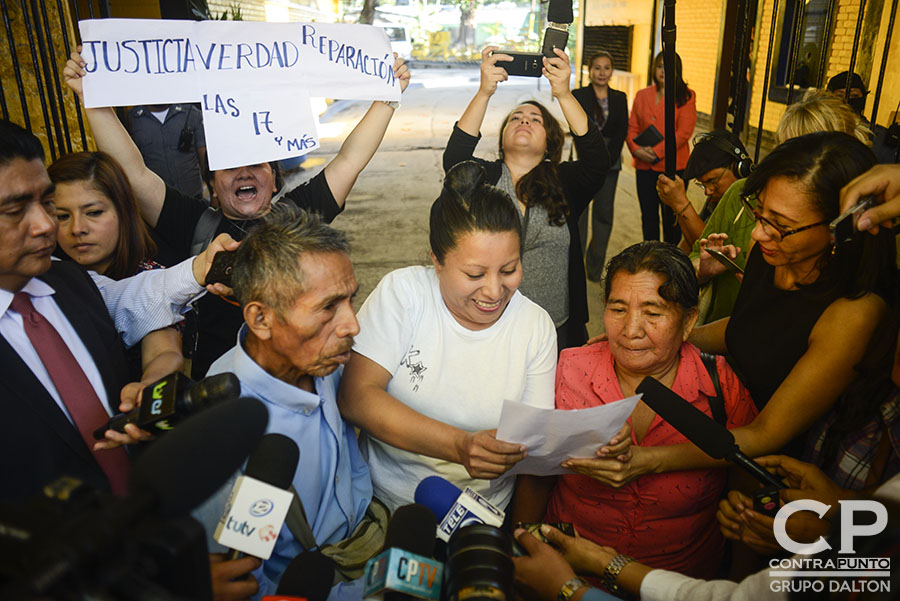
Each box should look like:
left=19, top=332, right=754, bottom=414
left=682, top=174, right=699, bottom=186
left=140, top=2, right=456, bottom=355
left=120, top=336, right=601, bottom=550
left=201, top=325, right=373, bottom=598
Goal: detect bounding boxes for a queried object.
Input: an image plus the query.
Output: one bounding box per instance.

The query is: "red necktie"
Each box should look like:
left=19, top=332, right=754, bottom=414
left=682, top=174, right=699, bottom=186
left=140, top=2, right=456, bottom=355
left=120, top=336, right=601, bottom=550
left=11, top=292, right=130, bottom=495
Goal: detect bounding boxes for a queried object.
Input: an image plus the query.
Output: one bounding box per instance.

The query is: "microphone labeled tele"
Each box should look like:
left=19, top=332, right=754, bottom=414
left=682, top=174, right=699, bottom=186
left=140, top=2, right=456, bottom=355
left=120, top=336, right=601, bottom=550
left=214, top=434, right=299, bottom=559
left=414, top=476, right=504, bottom=543
left=363, top=504, right=444, bottom=601
left=94, top=371, right=240, bottom=439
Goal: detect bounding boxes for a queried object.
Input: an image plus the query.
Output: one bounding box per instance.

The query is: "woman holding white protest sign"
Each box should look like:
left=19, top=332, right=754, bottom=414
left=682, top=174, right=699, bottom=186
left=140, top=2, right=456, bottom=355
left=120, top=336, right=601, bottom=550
left=64, top=45, right=409, bottom=379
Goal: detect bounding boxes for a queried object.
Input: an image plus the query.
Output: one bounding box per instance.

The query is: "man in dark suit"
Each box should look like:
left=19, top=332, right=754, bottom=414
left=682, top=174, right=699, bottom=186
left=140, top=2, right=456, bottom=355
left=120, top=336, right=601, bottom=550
left=0, top=119, right=230, bottom=504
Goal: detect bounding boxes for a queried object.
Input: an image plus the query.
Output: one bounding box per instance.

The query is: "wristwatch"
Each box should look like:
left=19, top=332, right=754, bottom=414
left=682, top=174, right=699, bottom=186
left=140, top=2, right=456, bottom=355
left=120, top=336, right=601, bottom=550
left=602, top=554, right=636, bottom=593
left=381, top=100, right=400, bottom=110
left=557, top=577, right=589, bottom=601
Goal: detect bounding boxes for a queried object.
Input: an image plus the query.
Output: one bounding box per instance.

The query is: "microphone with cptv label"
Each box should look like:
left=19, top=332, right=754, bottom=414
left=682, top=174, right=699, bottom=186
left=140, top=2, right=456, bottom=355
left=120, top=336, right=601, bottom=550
left=94, top=371, right=240, bottom=439
left=363, top=504, right=444, bottom=601
left=214, top=433, right=300, bottom=560
left=636, top=376, right=785, bottom=489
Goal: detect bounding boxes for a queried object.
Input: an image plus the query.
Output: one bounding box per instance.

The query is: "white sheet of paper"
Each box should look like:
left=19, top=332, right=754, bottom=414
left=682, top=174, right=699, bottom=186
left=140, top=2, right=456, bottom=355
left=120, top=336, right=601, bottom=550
left=200, top=85, right=320, bottom=171
left=494, top=394, right=641, bottom=478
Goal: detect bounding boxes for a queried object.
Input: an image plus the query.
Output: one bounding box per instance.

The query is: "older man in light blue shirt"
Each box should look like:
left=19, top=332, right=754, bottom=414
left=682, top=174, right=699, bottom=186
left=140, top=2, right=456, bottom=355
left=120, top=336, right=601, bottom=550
left=197, top=205, right=375, bottom=600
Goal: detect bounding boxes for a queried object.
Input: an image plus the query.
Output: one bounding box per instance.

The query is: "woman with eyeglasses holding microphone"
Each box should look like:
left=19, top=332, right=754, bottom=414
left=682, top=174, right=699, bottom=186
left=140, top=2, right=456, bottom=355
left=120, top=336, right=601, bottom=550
left=586, top=131, right=897, bottom=490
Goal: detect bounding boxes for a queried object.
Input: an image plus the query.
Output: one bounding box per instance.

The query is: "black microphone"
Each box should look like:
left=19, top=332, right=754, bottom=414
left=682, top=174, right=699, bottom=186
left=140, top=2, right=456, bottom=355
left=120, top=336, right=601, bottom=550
left=363, top=504, right=443, bottom=601
left=95, top=372, right=241, bottom=439
left=262, top=550, right=335, bottom=601
left=546, top=0, right=573, bottom=24
left=217, top=434, right=300, bottom=560
left=5, top=397, right=269, bottom=598
left=636, top=377, right=785, bottom=489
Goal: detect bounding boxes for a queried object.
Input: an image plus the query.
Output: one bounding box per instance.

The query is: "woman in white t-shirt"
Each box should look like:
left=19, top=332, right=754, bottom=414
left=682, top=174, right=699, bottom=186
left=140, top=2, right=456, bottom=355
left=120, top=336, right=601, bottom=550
left=338, top=161, right=558, bottom=512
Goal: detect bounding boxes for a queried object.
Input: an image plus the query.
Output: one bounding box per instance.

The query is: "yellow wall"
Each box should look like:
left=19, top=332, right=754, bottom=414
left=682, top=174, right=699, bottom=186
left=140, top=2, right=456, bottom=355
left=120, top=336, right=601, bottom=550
left=672, top=0, right=724, bottom=116
left=583, top=0, right=654, bottom=79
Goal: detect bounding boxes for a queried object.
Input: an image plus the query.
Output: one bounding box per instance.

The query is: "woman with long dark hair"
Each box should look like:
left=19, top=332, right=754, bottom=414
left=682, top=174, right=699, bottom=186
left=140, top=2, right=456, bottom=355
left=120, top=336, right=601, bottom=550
left=627, top=51, right=696, bottom=243
left=443, top=46, right=610, bottom=349
left=49, top=151, right=184, bottom=405
left=574, top=50, right=629, bottom=281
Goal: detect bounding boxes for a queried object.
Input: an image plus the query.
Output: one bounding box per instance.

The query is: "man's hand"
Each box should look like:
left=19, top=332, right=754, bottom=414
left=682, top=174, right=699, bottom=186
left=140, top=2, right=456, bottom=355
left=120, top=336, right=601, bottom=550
left=840, top=164, right=900, bottom=234
left=209, top=554, right=261, bottom=601
left=457, top=429, right=526, bottom=479
left=393, top=53, right=410, bottom=93
left=192, top=233, right=240, bottom=295
left=63, top=47, right=86, bottom=99
left=512, top=530, right=579, bottom=601
left=656, top=174, right=688, bottom=210
left=92, top=381, right=155, bottom=451
left=477, top=46, right=511, bottom=97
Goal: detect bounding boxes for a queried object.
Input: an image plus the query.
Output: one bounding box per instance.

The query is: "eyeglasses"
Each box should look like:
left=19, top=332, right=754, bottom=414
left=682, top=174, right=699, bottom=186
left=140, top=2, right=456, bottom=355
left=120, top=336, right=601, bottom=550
left=694, top=168, right=728, bottom=193
left=739, top=195, right=829, bottom=242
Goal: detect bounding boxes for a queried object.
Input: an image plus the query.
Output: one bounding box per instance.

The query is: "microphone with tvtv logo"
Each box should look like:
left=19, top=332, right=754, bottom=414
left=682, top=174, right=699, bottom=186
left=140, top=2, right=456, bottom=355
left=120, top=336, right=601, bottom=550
left=414, top=476, right=504, bottom=543
left=214, top=433, right=299, bottom=560
left=363, top=504, right=444, bottom=601
left=93, top=371, right=240, bottom=438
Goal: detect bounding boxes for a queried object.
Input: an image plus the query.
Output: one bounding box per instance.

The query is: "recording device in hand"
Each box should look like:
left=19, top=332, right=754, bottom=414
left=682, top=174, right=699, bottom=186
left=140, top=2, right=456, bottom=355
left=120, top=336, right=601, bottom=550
left=94, top=371, right=240, bottom=439
left=363, top=504, right=444, bottom=601
left=444, top=524, right=514, bottom=601
left=215, top=434, right=300, bottom=560
left=207, top=249, right=237, bottom=286
left=260, top=550, right=335, bottom=601
left=493, top=51, right=543, bottom=78
left=830, top=195, right=875, bottom=245
left=635, top=376, right=785, bottom=489
left=1, top=397, right=269, bottom=600
left=704, top=248, right=744, bottom=275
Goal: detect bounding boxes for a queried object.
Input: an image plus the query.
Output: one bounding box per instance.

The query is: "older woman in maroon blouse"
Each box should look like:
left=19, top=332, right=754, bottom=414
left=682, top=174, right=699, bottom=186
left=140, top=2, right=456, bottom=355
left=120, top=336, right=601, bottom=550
left=517, top=241, right=757, bottom=580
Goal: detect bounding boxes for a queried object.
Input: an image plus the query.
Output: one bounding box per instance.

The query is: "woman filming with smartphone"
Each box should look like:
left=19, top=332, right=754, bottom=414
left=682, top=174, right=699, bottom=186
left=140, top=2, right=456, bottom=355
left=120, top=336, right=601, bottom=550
left=442, top=46, right=610, bottom=349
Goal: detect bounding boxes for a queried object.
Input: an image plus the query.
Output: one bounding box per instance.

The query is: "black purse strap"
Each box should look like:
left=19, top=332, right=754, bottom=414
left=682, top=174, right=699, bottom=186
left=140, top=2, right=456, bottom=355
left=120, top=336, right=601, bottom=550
left=700, top=351, right=727, bottom=426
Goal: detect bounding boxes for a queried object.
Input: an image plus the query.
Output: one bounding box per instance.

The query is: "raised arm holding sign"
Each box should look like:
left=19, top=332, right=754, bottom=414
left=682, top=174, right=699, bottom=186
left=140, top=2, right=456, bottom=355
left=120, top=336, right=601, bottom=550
left=64, top=29, right=410, bottom=382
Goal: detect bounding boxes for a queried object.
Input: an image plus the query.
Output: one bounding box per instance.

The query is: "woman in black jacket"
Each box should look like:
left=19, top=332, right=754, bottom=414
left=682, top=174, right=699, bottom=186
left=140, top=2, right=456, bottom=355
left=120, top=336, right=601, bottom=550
left=443, top=46, right=610, bottom=349
left=573, top=51, right=629, bottom=281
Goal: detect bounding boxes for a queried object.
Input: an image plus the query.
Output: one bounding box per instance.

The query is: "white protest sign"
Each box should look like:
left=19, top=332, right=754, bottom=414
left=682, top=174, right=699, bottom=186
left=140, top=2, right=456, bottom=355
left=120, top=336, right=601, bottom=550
left=78, top=19, right=400, bottom=170
left=201, top=84, right=319, bottom=170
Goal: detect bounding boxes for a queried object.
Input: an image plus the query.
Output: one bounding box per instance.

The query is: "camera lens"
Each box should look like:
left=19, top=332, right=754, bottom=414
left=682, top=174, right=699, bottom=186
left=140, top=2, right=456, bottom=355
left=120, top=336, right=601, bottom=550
left=445, top=524, right=513, bottom=601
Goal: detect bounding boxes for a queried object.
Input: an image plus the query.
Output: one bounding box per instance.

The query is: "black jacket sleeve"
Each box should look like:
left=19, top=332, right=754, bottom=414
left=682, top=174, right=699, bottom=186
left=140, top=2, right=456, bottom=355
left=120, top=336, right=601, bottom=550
left=605, top=89, right=629, bottom=161
left=443, top=122, right=484, bottom=174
